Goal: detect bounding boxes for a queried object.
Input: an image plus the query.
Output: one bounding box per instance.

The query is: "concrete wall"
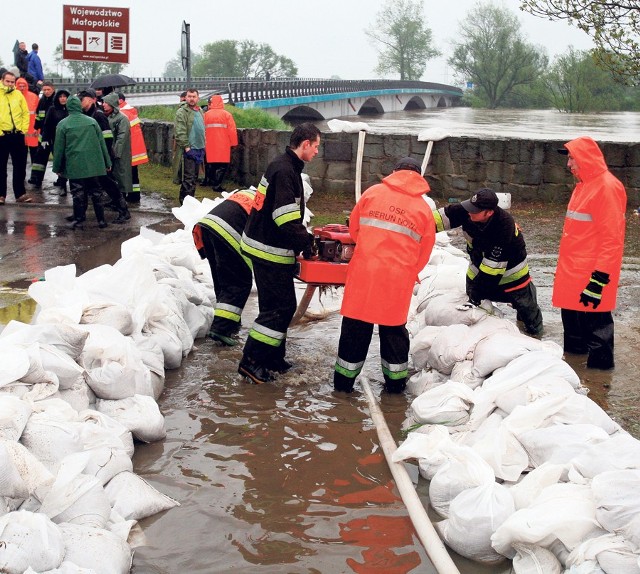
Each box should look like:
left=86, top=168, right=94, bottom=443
left=142, top=120, right=640, bottom=207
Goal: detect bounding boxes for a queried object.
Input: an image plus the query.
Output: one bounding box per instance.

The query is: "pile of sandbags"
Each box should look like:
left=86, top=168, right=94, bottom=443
left=396, top=242, right=640, bottom=573
left=0, top=204, right=222, bottom=573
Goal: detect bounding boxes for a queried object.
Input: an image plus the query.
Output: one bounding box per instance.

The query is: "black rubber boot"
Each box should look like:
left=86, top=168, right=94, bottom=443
left=92, top=198, right=107, bottom=229
left=238, top=357, right=274, bottom=384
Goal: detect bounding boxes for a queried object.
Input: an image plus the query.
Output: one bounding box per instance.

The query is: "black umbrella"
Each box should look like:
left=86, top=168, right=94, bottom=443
left=90, top=73, right=137, bottom=89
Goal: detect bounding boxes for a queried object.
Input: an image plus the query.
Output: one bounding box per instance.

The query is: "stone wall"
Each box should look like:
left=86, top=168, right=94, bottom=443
left=141, top=120, right=640, bottom=206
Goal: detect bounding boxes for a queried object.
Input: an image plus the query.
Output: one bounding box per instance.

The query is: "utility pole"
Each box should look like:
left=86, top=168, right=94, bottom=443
left=181, top=21, right=191, bottom=89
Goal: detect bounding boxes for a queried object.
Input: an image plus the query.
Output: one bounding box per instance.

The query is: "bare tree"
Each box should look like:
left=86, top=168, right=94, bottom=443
left=449, top=3, right=548, bottom=108
left=520, top=0, right=640, bottom=84
left=365, top=0, right=440, bottom=80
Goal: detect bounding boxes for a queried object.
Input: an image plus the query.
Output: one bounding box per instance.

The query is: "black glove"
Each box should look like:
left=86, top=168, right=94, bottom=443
left=579, top=270, right=610, bottom=310
left=302, top=245, right=315, bottom=260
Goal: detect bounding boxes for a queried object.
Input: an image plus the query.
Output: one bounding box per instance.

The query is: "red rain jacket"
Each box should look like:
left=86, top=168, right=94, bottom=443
left=119, top=102, right=148, bottom=166
left=552, top=136, right=627, bottom=312
left=204, top=95, right=237, bottom=163
left=341, top=169, right=435, bottom=325
left=16, top=78, right=39, bottom=147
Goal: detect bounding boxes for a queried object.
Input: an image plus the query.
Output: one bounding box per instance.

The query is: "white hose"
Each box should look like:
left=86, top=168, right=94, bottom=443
left=360, top=377, right=460, bottom=574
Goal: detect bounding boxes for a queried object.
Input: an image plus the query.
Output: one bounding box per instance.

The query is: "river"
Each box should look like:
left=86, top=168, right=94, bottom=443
left=320, top=107, right=640, bottom=143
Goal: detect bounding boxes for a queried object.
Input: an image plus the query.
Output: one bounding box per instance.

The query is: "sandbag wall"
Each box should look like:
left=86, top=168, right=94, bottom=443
left=395, top=232, right=640, bottom=573
left=0, top=220, right=218, bottom=573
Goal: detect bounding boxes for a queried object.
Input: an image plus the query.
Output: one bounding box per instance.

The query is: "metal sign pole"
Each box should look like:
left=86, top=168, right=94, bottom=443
left=181, top=21, right=191, bottom=89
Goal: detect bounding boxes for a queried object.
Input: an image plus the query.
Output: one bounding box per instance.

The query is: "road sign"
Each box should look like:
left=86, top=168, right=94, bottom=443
left=63, top=5, right=130, bottom=64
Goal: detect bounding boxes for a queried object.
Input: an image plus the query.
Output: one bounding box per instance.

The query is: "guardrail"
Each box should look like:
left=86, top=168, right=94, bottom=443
left=49, top=77, right=463, bottom=103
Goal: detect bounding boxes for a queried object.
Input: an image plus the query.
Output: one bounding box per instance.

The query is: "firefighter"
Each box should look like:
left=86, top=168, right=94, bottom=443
left=554, top=136, right=627, bottom=370
left=192, top=189, right=255, bottom=346
left=334, top=157, right=436, bottom=394
left=204, top=94, right=237, bottom=192
left=238, top=123, right=320, bottom=384
left=117, top=92, right=148, bottom=203
left=433, top=188, right=543, bottom=337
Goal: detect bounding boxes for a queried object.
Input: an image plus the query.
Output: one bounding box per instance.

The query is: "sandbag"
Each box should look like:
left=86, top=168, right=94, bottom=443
left=512, top=542, right=563, bottom=574
left=0, top=395, right=32, bottom=441
left=566, top=533, right=640, bottom=574
left=0, top=439, right=54, bottom=500
left=0, top=320, right=89, bottom=360
left=509, top=463, right=566, bottom=510
left=80, top=303, right=135, bottom=336
left=570, top=432, right=640, bottom=480
left=0, top=346, right=30, bottom=387
left=104, top=471, right=179, bottom=521
left=0, top=510, right=65, bottom=574
left=411, top=381, right=474, bottom=426
left=95, top=394, right=166, bottom=443
left=59, top=523, right=132, bottom=574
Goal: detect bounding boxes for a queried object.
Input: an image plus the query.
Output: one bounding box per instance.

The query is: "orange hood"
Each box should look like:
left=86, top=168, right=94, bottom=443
left=16, top=77, right=29, bottom=92
left=563, top=136, right=608, bottom=182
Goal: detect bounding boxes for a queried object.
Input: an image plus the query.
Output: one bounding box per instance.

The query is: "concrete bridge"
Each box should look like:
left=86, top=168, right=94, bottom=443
left=227, top=79, right=463, bottom=121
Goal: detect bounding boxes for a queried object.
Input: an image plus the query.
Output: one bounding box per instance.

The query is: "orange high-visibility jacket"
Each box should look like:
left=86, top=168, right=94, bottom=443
left=16, top=78, right=39, bottom=147
left=119, top=102, right=148, bottom=166
left=552, top=136, right=627, bottom=312
left=341, top=170, right=436, bottom=326
left=204, top=95, right=238, bottom=163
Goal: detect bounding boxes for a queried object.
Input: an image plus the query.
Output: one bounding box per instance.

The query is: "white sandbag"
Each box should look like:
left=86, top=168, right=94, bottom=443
left=509, top=463, right=566, bottom=510
left=592, top=469, right=640, bottom=552
left=405, top=368, right=446, bottom=397
left=392, top=425, right=452, bottom=464
left=426, top=324, right=474, bottom=374
left=491, top=483, right=602, bottom=559
left=411, top=380, right=475, bottom=426
left=512, top=542, right=563, bottom=574
left=517, top=423, right=610, bottom=467
left=0, top=395, right=32, bottom=441
left=0, top=346, right=30, bottom=387
left=40, top=462, right=111, bottom=529
left=429, top=444, right=495, bottom=517
left=52, top=379, right=96, bottom=413
left=104, top=471, right=179, bottom=521
left=570, top=432, right=640, bottom=480
left=471, top=423, right=529, bottom=482
left=27, top=264, right=86, bottom=324
left=435, top=481, right=515, bottom=563
left=38, top=344, right=86, bottom=391
left=470, top=351, right=582, bottom=429
left=25, top=561, right=99, bottom=573
left=131, top=333, right=165, bottom=400
left=416, top=261, right=466, bottom=295
left=327, top=118, right=370, bottom=133
left=0, top=321, right=89, bottom=360
left=79, top=324, right=149, bottom=401
left=59, top=523, right=132, bottom=574
left=417, top=290, right=501, bottom=326
left=0, top=510, right=65, bottom=574
left=449, top=359, right=485, bottom=389
left=0, top=439, right=54, bottom=500
left=95, top=394, right=166, bottom=443
left=395, top=425, right=454, bottom=480
left=471, top=331, right=563, bottom=378
left=566, top=533, right=640, bottom=574
left=79, top=409, right=134, bottom=458
left=409, top=325, right=443, bottom=370
left=65, top=446, right=133, bottom=486
left=495, top=375, right=577, bottom=414
left=142, top=296, right=189, bottom=369
left=80, top=303, right=135, bottom=336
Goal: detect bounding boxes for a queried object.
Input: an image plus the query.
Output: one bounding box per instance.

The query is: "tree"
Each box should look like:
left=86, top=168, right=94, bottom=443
left=52, top=44, right=124, bottom=80
left=449, top=3, right=548, bottom=109
left=365, top=0, right=440, bottom=80
left=520, top=0, right=640, bottom=84
left=191, top=40, right=297, bottom=79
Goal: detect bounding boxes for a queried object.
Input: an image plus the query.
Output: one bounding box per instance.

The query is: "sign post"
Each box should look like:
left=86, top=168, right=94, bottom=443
left=181, top=20, right=191, bottom=89
left=63, top=5, right=130, bottom=64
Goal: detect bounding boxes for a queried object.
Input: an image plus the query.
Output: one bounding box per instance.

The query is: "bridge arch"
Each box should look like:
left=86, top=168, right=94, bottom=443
left=358, top=98, right=384, bottom=115
left=281, top=106, right=325, bottom=122
left=437, top=97, right=447, bottom=108
left=404, top=96, right=427, bottom=111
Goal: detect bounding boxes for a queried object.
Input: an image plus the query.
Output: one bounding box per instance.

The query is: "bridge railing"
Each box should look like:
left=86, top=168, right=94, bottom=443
left=48, top=76, right=463, bottom=102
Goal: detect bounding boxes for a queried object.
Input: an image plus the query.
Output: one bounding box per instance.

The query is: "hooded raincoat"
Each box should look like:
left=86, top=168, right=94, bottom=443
left=341, top=169, right=435, bottom=326
left=552, top=136, right=627, bottom=312
left=102, top=92, right=132, bottom=197
left=52, top=96, right=111, bottom=180
left=15, top=78, right=39, bottom=147
left=204, top=95, right=237, bottom=163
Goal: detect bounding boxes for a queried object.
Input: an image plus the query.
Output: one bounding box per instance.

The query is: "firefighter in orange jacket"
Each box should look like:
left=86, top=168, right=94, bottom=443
left=554, top=136, right=627, bottom=370
left=117, top=93, right=148, bottom=204
left=16, top=77, right=39, bottom=163
left=334, top=157, right=436, bottom=393
left=204, top=94, right=237, bottom=192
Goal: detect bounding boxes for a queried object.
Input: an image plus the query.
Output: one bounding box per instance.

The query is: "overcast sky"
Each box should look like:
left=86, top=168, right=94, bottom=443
left=7, top=0, right=595, bottom=83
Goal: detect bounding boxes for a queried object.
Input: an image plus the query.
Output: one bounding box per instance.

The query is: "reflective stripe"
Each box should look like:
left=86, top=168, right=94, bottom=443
left=273, top=202, right=301, bottom=226
left=129, top=117, right=141, bottom=127
left=102, top=129, right=113, bottom=139
left=381, top=358, right=408, bottom=380
left=479, top=257, right=508, bottom=276
left=200, top=216, right=253, bottom=269
left=132, top=152, right=148, bottom=163
left=334, top=357, right=365, bottom=378
left=206, top=122, right=228, bottom=128
left=241, top=234, right=295, bottom=265
left=500, top=262, right=529, bottom=284
left=583, top=288, right=602, bottom=299
left=214, top=303, right=242, bottom=323
left=566, top=210, right=593, bottom=221
left=248, top=322, right=285, bottom=347
left=31, top=163, right=45, bottom=172
left=502, top=260, right=527, bottom=278
left=467, top=263, right=479, bottom=280
left=433, top=208, right=450, bottom=232
left=360, top=217, right=422, bottom=242
left=132, top=184, right=141, bottom=192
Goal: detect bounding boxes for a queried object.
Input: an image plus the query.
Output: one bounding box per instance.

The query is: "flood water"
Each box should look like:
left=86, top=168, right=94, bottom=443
left=318, top=107, right=640, bottom=143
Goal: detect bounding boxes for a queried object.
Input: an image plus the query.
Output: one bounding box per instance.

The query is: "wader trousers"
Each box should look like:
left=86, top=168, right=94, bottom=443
left=561, top=308, right=614, bottom=370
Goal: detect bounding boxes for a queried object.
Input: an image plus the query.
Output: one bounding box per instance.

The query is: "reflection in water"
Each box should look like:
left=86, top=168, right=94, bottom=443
left=318, top=107, right=640, bottom=143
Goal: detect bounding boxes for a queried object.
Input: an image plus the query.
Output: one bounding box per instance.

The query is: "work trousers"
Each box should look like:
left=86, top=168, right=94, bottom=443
left=242, top=259, right=296, bottom=367
left=30, top=144, right=49, bottom=184
left=70, top=178, right=105, bottom=223
left=202, top=229, right=253, bottom=337
left=0, top=133, right=27, bottom=199
left=561, top=308, right=615, bottom=369
left=334, top=316, right=410, bottom=393
left=468, top=279, right=543, bottom=336
left=179, top=155, right=199, bottom=204
left=206, top=162, right=229, bottom=189
left=125, top=165, right=140, bottom=203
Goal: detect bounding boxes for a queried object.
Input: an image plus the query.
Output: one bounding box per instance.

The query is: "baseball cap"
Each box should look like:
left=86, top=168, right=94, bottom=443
left=557, top=146, right=569, bottom=155
left=393, top=156, right=422, bottom=174
left=77, top=88, right=97, bottom=99
left=461, top=188, right=499, bottom=214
